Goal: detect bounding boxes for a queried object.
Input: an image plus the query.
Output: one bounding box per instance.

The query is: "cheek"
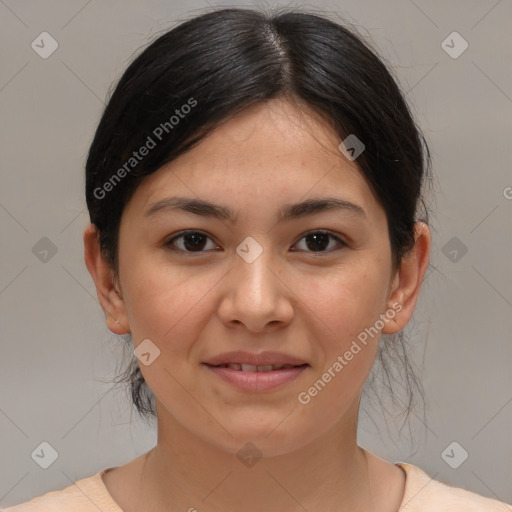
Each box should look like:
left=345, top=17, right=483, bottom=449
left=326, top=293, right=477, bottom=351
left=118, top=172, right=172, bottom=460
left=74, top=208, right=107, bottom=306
left=294, top=262, right=390, bottom=399
left=122, top=259, right=223, bottom=363
left=123, top=255, right=187, bottom=332
left=122, top=265, right=216, bottom=409
left=300, top=261, right=391, bottom=341
left=294, top=270, right=386, bottom=416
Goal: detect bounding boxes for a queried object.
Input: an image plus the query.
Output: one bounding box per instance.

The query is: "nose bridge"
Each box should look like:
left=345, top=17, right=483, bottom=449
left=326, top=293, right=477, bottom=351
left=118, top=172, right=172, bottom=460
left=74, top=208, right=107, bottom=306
left=219, top=235, right=292, bottom=330
left=234, top=235, right=276, bottom=304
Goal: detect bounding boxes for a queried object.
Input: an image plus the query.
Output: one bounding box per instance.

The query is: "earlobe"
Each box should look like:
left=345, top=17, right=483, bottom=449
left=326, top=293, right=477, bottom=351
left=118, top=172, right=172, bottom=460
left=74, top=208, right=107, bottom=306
left=83, top=223, right=130, bottom=334
left=106, top=312, right=130, bottom=335
left=382, top=221, right=431, bottom=334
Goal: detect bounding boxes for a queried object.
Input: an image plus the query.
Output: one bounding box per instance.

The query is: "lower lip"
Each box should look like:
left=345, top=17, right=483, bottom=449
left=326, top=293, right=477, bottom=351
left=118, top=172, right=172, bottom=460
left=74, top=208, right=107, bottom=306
left=203, top=364, right=308, bottom=392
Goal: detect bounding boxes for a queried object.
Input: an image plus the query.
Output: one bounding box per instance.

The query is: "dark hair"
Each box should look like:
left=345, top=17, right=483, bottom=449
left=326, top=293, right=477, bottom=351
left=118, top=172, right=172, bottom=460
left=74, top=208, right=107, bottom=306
left=85, top=7, right=431, bottom=432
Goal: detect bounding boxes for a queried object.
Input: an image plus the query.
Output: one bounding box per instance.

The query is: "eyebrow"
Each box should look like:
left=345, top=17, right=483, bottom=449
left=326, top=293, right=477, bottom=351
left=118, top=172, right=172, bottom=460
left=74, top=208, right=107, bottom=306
left=144, top=196, right=366, bottom=223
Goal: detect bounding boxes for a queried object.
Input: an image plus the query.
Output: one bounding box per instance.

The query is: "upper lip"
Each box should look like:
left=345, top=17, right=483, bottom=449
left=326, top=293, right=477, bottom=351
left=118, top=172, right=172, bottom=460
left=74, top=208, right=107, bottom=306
left=203, top=350, right=308, bottom=367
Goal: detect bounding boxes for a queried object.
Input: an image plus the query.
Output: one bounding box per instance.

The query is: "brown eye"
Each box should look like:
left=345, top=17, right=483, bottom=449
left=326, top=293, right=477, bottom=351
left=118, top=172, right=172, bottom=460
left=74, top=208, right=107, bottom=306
left=165, top=231, right=218, bottom=253
left=292, top=231, right=345, bottom=254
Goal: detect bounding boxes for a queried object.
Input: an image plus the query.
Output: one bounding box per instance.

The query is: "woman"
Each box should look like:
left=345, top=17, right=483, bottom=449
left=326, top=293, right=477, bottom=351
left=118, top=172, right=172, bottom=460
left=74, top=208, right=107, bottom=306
left=5, top=7, right=511, bottom=512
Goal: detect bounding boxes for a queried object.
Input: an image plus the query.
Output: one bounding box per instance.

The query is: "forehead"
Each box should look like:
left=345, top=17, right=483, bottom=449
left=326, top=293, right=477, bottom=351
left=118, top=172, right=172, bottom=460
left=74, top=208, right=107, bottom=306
left=124, top=98, right=385, bottom=223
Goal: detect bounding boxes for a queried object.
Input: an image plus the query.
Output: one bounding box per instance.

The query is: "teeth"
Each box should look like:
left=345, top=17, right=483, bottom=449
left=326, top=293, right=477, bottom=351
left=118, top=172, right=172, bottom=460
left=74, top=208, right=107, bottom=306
left=223, top=363, right=293, bottom=372
left=257, top=365, right=275, bottom=372
left=217, top=363, right=303, bottom=371
left=241, top=364, right=258, bottom=372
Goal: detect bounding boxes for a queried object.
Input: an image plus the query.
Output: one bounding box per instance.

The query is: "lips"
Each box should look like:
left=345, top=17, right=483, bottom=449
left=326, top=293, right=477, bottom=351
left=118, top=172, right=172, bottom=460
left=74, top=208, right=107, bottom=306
left=204, top=361, right=308, bottom=392
left=202, top=350, right=309, bottom=391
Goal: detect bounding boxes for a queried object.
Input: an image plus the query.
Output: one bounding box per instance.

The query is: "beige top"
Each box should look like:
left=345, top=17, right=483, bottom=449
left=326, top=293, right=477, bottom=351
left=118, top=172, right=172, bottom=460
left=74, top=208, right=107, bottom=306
left=3, top=462, right=511, bottom=511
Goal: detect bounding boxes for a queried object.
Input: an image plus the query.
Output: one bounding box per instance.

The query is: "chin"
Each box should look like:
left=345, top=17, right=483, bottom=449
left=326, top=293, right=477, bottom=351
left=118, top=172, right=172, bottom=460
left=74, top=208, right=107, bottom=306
left=204, top=421, right=315, bottom=459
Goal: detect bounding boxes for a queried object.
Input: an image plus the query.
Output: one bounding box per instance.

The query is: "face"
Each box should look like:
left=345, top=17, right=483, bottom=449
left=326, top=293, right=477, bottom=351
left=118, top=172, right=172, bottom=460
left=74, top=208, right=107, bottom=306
left=94, top=98, right=418, bottom=456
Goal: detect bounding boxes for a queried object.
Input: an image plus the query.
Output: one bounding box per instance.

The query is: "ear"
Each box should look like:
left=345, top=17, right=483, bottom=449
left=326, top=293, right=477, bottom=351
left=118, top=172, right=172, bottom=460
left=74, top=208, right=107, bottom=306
left=83, top=223, right=130, bottom=335
left=382, top=221, right=431, bottom=334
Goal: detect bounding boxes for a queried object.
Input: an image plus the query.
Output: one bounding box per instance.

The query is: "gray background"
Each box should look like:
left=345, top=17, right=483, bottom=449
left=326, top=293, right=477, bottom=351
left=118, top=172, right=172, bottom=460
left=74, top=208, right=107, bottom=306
left=1, top=0, right=511, bottom=508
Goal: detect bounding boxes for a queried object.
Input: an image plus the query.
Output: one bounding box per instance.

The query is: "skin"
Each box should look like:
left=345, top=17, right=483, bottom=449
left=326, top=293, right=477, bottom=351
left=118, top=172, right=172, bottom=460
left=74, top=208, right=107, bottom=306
left=84, top=97, right=430, bottom=512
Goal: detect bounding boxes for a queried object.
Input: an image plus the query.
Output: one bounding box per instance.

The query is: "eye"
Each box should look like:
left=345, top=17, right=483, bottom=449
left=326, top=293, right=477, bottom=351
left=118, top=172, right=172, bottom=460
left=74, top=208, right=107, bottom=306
left=165, top=230, right=219, bottom=253
left=164, top=229, right=346, bottom=255
left=292, top=230, right=346, bottom=254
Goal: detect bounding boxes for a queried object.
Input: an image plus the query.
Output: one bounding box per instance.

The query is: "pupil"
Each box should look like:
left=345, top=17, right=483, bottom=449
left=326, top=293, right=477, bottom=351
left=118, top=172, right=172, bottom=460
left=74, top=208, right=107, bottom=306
left=306, top=233, right=329, bottom=251
left=184, top=233, right=206, bottom=251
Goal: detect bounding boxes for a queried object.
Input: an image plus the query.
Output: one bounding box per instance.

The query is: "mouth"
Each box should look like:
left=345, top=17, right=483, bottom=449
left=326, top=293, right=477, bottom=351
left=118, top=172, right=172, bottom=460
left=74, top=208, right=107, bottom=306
left=205, top=363, right=308, bottom=372
left=202, top=362, right=309, bottom=392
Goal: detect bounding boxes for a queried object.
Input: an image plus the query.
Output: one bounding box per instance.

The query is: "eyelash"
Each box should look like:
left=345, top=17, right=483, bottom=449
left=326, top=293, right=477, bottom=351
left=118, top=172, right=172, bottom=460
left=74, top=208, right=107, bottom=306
left=164, top=229, right=347, bottom=256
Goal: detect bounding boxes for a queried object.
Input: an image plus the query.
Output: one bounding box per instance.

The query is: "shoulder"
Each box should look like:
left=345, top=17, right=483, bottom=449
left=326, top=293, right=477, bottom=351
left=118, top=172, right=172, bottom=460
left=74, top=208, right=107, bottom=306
left=1, top=468, right=122, bottom=512
left=398, top=462, right=512, bottom=512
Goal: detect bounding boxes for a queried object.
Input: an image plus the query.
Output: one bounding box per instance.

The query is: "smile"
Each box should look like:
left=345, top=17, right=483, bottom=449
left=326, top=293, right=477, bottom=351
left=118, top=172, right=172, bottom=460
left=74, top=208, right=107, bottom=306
left=203, top=363, right=309, bottom=392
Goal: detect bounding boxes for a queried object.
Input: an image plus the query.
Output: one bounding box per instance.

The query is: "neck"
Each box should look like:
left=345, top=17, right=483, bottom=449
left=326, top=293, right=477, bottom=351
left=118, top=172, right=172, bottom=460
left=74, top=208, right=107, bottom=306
left=135, top=400, right=385, bottom=512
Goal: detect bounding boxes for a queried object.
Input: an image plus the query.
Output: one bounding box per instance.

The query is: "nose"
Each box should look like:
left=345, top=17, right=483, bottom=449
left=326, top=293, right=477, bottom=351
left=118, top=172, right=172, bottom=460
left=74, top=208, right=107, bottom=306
left=216, top=239, right=294, bottom=333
